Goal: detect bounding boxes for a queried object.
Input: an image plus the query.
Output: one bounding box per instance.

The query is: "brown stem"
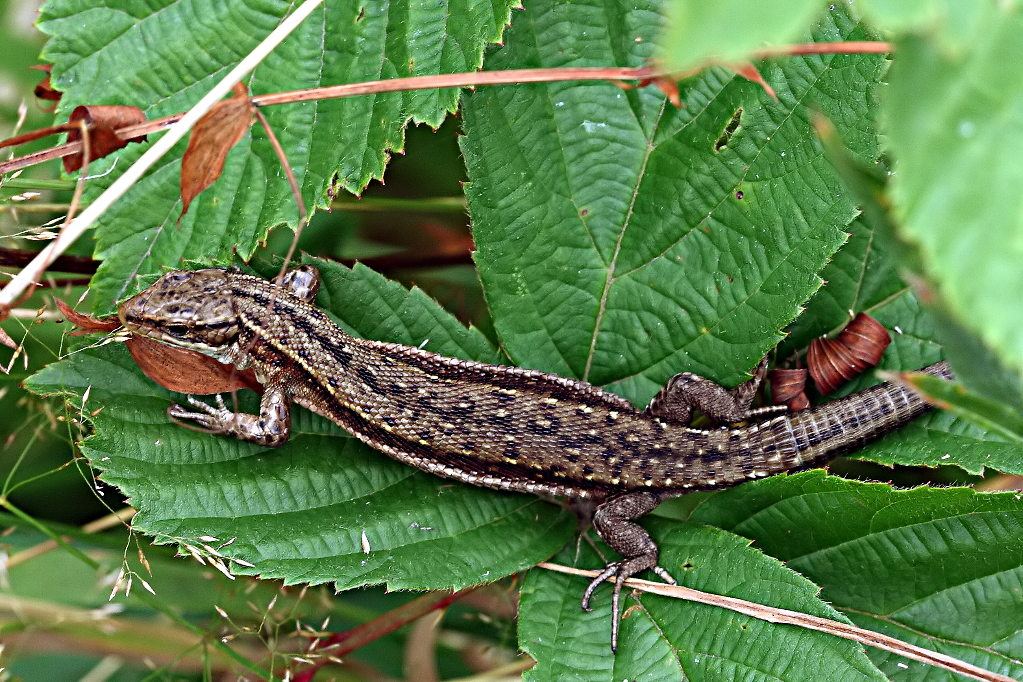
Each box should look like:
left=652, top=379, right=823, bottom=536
left=288, top=585, right=480, bottom=682
left=0, top=247, right=98, bottom=274
left=1, top=42, right=892, bottom=177
left=539, top=562, right=1014, bottom=682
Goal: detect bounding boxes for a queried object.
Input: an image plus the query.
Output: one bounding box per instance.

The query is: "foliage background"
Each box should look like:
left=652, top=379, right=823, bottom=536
left=2, top=0, right=1023, bottom=680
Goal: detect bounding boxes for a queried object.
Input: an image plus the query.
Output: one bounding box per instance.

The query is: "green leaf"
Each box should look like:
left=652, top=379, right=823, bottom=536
left=687, top=471, right=1023, bottom=678
left=309, top=258, right=506, bottom=364
left=891, top=370, right=1023, bottom=443
left=521, top=522, right=886, bottom=681
left=884, top=8, right=1023, bottom=375
left=37, top=0, right=515, bottom=313
left=658, top=0, right=824, bottom=71
left=25, top=260, right=574, bottom=590
left=776, top=198, right=1023, bottom=475
left=462, top=0, right=886, bottom=408
left=858, top=0, right=991, bottom=53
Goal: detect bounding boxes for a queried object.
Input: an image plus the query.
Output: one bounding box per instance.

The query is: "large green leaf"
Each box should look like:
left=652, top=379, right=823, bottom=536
left=658, top=0, right=825, bottom=71
left=25, top=259, right=574, bottom=590
left=858, top=0, right=991, bottom=53
left=521, top=521, right=887, bottom=682
left=37, top=0, right=514, bottom=313
left=883, top=6, right=1023, bottom=375
left=686, top=471, right=1023, bottom=680
left=462, top=0, right=884, bottom=407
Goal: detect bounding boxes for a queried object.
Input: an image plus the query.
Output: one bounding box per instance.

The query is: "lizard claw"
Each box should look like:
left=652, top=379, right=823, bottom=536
left=168, top=394, right=232, bottom=430
left=581, top=560, right=677, bottom=652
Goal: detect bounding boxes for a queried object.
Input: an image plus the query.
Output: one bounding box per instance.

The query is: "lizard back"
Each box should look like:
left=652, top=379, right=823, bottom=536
left=120, top=269, right=950, bottom=499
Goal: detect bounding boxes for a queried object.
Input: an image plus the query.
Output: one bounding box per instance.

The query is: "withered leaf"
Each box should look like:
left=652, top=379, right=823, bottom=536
left=54, top=297, right=119, bottom=334
left=64, top=105, right=149, bottom=172
left=29, top=64, right=61, bottom=110
left=636, top=75, right=682, bottom=108
left=179, top=82, right=255, bottom=218
left=55, top=297, right=260, bottom=394
left=126, top=336, right=261, bottom=395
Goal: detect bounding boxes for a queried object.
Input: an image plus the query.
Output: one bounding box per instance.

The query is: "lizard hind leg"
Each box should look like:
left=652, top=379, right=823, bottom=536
left=581, top=490, right=679, bottom=652
left=645, top=356, right=775, bottom=424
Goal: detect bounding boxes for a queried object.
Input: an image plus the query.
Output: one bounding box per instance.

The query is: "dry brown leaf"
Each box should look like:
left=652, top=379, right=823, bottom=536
left=125, top=335, right=261, bottom=395
left=179, top=82, right=255, bottom=218
left=29, top=64, right=61, bottom=111
left=768, top=367, right=809, bottom=411
left=728, top=62, right=777, bottom=101
left=53, top=297, right=119, bottom=334
left=55, top=296, right=260, bottom=394
left=64, top=105, right=149, bottom=172
left=0, top=327, right=16, bottom=350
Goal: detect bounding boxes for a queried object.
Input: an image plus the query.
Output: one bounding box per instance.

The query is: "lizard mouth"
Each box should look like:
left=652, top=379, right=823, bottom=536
left=117, top=269, right=241, bottom=351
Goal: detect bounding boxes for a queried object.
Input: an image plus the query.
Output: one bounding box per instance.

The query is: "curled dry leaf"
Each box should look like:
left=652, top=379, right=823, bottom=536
left=29, top=64, right=61, bottom=110
left=835, top=312, right=891, bottom=367
left=728, top=62, right=778, bottom=101
left=0, top=327, right=16, bottom=351
left=125, top=335, right=262, bottom=395
left=768, top=368, right=810, bottom=411
left=179, top=82, right=255, bottom=218
left=64, top=105, right=149, bottom=172
left=808, top=312, right=891, bottom=396
left=55, top=296, right=260, bottom=394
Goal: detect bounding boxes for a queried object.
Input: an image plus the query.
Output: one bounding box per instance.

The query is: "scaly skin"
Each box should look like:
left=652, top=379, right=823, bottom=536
left=118, top=266, right=951, bottom=650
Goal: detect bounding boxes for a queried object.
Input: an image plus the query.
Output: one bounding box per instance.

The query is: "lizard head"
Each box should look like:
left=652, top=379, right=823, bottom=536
left=118, top=268, right=241, bottom=354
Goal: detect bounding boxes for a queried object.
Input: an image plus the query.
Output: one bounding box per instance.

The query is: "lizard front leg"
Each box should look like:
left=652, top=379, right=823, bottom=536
left=168, top=381, right=292, bottom=447
left=582, top=490, right=681, bottom=652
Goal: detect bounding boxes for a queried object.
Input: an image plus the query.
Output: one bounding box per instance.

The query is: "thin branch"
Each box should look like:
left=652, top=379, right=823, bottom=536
left=0, top=247, right=97, bottom=274
left=330, top=196, right=466, bottom=213
left=539, top=562, right=1014, bottom=682
left=0, top=202, right=73, bottom=214
left=289, top=586, right=480, bottom=682
left=750, top=41, right=892, bottom=57
left=6, top=506, right=135, bottom=568
left=0, top=0, right=327, bottom=315
left=0, top=41, right=894, bottom=178
left=252, top=106, right=307, bottom=278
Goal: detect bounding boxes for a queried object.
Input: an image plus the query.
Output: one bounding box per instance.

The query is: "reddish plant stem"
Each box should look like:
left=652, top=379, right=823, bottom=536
left=0, top=247, right=98, bottom=274
left=0, top=244, right=472, bottom=278
left=0, top=42, right=892, bottom=177
left=288, top=585, right=480, bottom=682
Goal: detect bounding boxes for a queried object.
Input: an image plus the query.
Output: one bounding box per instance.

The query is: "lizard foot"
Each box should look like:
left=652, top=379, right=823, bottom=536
left=168, top=394, right=233, bottom=430
left=581, top=558, right=677, bottom=652
left=167, top=390, right=292, bottom=447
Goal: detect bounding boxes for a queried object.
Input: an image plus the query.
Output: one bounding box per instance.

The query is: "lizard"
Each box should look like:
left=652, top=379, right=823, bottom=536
left=116, top=264, right=953, bottom=651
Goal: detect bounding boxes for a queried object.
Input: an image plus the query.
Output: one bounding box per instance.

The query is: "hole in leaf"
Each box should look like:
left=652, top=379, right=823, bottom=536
left=714, top=108, right=742, bottom=152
